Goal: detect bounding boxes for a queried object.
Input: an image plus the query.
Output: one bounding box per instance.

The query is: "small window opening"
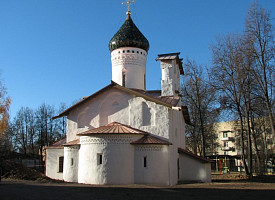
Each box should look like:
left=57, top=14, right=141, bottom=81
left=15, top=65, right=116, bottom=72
left=123, top=50, right=125, bottom=53
left=141, top=52, right=143, bottom=54
left=97, top=153, right=103, bottom=165
left=118, top=51, right=120, bottom=53
left=137, top=51, right=139, bottom=53
left=143, top=156, right=147, bottom=168
left=58, top=156, right=64, bottom=172
left=132, top=50, right=135, bottom=53
left=71, top=158, right=74, bottom=166
left=224, top=142, right=229, bottom=147
left=223, top=132, right=228, bottom=138
left=122, top=72, right=126, bottom=87
left=127, top=50, right=130, bottom=53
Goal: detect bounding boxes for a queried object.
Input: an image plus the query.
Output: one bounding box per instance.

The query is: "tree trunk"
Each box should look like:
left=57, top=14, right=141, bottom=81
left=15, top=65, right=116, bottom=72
left=245, top=110, right=253, bottom=179
left=238, top=110, right=249, bottom=175
left=250, top=117, right=263, bottom=175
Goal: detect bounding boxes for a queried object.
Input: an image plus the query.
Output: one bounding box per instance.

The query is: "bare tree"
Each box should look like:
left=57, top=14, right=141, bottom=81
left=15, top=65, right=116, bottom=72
left=57, top=102, right=67, bottom=138
left=211, top=34, right=250, bottom=175
left=245, top=3, right=275, bottom=137
left=182, top=59, right=218, bottom=157
left=8, top=104, right=64, bottom=161
left=11, top=107, right=37, bottom=155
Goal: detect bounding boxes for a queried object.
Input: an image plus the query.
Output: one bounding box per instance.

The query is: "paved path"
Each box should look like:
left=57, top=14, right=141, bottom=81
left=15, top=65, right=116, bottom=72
left=1, top=179, right=275, bottom=200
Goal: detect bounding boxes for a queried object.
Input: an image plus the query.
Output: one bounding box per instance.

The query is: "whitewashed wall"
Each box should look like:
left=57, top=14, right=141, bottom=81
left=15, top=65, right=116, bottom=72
left=111, top=47, right=147, bottom=90
left=78, top=135, right=142, bottom=184
left=66, top=88, right=132, bottom=142
left=160, top=59, right=181, bottom=96
left=129, top=97, right=170, bottom=139
left=134, top=145, right=169, bottom=185
left=63, top=146, right=79, bottom=182
left=67, top=89, right=171, bottom=142
left=165, top=107, right=186, bottom=185
left=45, top=148, right=64, bottom=180
left=179, top=153, right=211, bottom=183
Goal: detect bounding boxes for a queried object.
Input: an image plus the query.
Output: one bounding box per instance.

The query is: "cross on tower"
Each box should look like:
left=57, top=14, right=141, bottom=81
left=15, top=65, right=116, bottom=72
left=122, top=0, right=136, bottom=15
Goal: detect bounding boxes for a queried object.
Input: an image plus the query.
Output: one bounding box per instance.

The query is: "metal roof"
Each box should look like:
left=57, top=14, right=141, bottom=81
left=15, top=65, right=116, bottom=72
left=63, top=139, right=80, bottom=146
left=109, top=14, right=149, bottom=52
left=77, top=122, right=148, bottom=136
left=156, top=52, right=184, bottom=75
left=77, top=121, right=171, bottom=145
left=45, top=138, right=66, bottom=149
left=131, top=134, right=172, bottom=145
left=181, top=106, right=192, bottom=126
left=178, top=148, right=212, bottom=163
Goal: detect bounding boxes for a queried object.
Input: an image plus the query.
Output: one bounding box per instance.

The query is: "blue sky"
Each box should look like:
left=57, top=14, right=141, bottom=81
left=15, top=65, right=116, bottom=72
left=0, top=0, right=274, bottom=118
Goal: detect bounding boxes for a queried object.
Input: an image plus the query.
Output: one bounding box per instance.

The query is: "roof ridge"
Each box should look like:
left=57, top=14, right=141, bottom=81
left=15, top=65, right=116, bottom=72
left=131, top=134, right=171, bottom=145
left=52, top=81, right=182, bottom=120
left=77, top=121, right=149, bottom=136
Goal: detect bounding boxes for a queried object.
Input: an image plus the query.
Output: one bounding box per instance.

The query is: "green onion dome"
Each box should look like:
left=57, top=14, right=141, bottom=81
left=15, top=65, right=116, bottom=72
left=109, top=14, right=150, bottom=52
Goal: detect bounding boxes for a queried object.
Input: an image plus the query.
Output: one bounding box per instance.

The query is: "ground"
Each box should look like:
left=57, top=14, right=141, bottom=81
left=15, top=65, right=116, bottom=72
left=1, top=160, right=275, bottom=200
left=1, top=178, right=275, bottom=200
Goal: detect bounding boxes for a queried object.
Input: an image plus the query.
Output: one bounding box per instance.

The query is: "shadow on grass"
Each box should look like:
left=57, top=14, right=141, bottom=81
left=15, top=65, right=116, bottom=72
left=0, top=181, right=275, bottom=200
left=212, top=175, right=275, bottom=183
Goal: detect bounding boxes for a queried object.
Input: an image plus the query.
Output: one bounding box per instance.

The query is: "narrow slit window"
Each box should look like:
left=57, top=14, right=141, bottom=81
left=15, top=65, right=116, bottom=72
left=143, top=156, right=147, bottom=168
left=58, top=156, right=64, bottom=172
left=97, top=153, right=103, bottom=165
left=71, top=158, right=74, bottom=166
left=122, top=72, right=126, bottom=87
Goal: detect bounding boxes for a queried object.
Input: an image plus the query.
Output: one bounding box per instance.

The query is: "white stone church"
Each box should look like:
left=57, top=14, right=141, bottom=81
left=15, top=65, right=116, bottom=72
left=45, top=9, right=211, bottom=185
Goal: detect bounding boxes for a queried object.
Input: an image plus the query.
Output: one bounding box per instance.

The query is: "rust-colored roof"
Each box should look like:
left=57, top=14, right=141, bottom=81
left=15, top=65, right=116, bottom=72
left=77, top=122, right=148, bottom=136
left=156, top=52, right=184, bottom=75
left=63, top=139, right=80, bottom=146
left=45, top=138, right=66, bottom=149
left=178, top=148, right=212, bottom=163
left=52, top=81, right=181, bottom=119
left=131, top=134, right=172, bottom=145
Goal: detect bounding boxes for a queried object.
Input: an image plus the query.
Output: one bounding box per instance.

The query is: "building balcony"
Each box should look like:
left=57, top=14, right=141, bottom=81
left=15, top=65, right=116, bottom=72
left=221, top=137, right=234, bottom=141
left=221, top=147, right=235, bottom=151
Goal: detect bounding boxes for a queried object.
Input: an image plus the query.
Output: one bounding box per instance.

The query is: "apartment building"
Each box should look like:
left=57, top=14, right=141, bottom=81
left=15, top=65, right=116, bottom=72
left=207, top=119, right=274, bottom=173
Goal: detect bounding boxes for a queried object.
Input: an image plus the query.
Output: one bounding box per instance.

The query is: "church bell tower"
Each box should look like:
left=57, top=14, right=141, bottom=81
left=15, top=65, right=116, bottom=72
left=109, top=1, right=149, bottom=90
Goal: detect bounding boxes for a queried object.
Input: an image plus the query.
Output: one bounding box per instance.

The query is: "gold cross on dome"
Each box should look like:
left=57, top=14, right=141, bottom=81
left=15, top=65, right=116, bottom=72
left=122, top=0, right=136, bottom=14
